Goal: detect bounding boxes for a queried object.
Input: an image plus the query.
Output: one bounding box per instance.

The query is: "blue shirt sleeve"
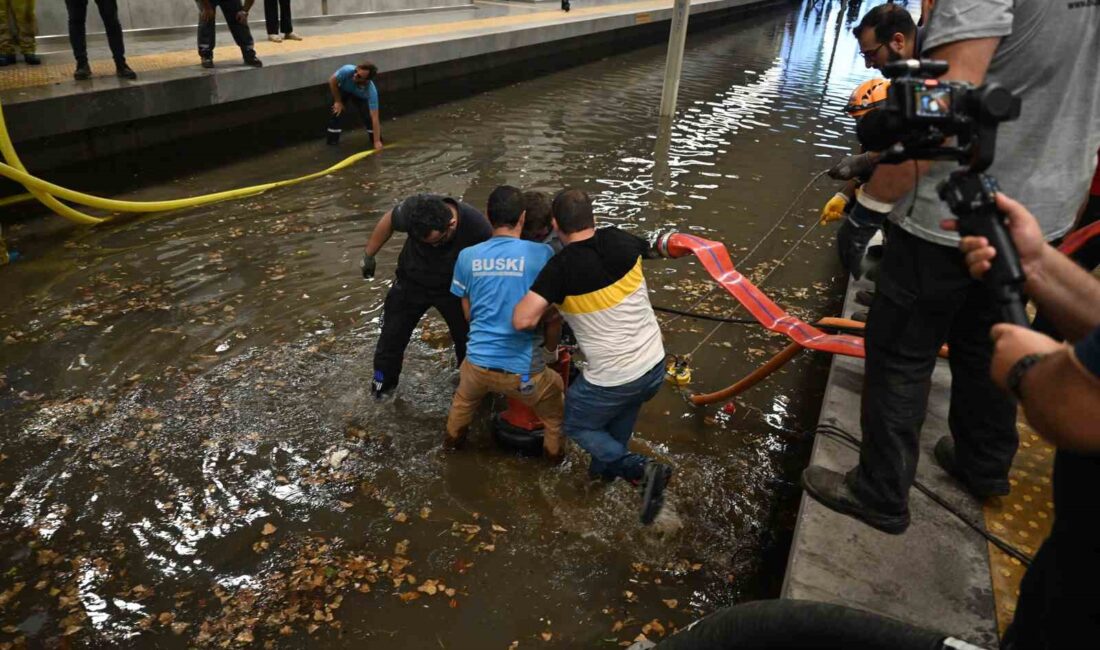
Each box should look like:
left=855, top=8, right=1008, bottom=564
left=451, top=250, right=470, bottom=298
left=334, top=65, right=354, bottom=89
left=1074, top=326, right=1100, bottom=379
left=367, top=82, right=379, bottom=111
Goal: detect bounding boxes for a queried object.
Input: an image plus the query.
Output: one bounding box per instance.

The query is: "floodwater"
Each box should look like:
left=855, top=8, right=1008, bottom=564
left=0, top=1, right=881, bottom=647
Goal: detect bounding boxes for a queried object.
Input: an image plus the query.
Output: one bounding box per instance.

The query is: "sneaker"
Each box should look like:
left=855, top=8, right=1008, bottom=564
left=0, top=54, right=16, bottom=66
left=855, top=289, right=875, bottom=307
left=268, top=33, right=284, bottom=43
left=116, top=62, right=137, bottom=80
left=284, top=32, right=303, bottom=41
left=243, top=56, right=263, bottom=68
left=23, top=53, right=40, bottom=65
left=73, top=61, right=92, bottom=80
left=201, top=57, right=215, bottom=69
left=639, top=462, right=672, bottom=525
left=933, top=437, right=1010, bottom=498
left=800, top=466, right=910, bottom=534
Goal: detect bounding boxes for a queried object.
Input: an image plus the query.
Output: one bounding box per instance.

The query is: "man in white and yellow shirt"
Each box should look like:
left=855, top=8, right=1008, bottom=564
left=513, top=189, right=671, bottom=525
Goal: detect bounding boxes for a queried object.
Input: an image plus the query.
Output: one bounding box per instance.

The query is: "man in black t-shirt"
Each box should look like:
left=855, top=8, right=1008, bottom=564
left=513, top=189, right=672, bottom=525
left=361, top=193, right=492, bottom=397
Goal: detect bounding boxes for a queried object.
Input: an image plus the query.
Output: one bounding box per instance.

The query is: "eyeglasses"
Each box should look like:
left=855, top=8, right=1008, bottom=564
left=422, top=218, right=458, bottom=246
left=859, top=43, right=885, bottom=61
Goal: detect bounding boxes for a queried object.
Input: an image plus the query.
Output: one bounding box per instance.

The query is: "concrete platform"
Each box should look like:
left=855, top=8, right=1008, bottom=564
left=781, top=274, right=1002, bottom=648
left=0, top=0, right=778, bottom=169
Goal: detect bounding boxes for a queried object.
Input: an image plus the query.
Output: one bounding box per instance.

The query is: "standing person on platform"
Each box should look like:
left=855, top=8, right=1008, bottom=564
left=444, top=186, right=564, bottom=463
left=561, top=0, right=570, bottom=12
left=0, top=0, right=39, bottom=66
left=197, top=0, right=263, bottom=69
left=327, top=62, right=382, bottom=149
left=801, top=0, right=1100, bottom=535
left=264, top=0, right=301, bottom=43
left=513, top=189, right=672, bottom=525
left=361, top=193, right=492, bottom=398
left=65, top=0, right=137, bottom=80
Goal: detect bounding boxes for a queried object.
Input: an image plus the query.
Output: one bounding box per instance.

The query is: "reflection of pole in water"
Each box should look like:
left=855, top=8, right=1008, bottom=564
left=653, top=116, right=673, bottom=199
left=815, top=0, right=847, bottom=113
left=653, top=0, right=690, bottom=206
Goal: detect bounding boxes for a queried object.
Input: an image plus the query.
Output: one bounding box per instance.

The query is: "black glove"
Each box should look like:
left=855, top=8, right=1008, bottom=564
left=360, top=252, right=377, bottom=279
left=836, top=202, right=887, bottom=278
left=828, top=152, right=878, bottom=181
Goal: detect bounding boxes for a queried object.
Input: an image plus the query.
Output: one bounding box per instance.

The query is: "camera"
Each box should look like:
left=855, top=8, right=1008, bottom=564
left=855, top=59, right=1030, bottom=327
left=857, top=60, right=1020, bottom=171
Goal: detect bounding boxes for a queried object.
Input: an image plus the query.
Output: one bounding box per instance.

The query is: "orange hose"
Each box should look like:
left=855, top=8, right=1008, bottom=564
left=689, top=342, right=802, bottom=406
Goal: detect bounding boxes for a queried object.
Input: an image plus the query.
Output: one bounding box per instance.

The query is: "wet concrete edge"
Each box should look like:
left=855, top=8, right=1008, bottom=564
left=781, top=273, right=1000, bottom=648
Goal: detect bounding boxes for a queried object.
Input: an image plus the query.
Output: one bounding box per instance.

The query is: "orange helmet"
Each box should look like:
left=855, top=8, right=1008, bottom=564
left=845, top=78, right=890, bottom=118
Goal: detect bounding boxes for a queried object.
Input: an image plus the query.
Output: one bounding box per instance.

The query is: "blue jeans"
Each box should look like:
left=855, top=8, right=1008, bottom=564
left=564, top=360, right=664, bottom=481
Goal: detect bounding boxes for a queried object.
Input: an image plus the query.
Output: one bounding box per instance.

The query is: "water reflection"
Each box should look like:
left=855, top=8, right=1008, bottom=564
left=0, top=1, right=890, bottom=646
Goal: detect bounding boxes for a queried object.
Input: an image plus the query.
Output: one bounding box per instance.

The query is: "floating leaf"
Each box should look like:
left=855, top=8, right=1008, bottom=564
left=662, top=599, right=678, bottom=609
left=262, top=523, right=277, bottom=536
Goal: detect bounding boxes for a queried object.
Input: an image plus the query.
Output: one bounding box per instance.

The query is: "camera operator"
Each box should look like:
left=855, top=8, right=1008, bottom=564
left=950, top=192, right=1100, bottom=649
left=802, top=0, right=1100, bottom=535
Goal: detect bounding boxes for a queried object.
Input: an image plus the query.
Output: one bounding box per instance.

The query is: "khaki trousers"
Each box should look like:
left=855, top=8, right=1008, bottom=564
left=0, top=0, right=36, bottom=55
left=446, top=359, right=564, bottom=456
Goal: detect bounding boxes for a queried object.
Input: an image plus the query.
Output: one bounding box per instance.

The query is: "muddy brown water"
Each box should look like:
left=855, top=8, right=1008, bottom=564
left=1, top=1, right=883, bottom=647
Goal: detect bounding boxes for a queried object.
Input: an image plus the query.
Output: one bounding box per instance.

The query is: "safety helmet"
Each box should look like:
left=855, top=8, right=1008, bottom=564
left=845, top=78, right=890, bottom=118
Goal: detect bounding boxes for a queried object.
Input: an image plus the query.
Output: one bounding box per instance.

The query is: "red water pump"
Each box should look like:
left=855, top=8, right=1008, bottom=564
left=491, top=348, right=573, bottom=455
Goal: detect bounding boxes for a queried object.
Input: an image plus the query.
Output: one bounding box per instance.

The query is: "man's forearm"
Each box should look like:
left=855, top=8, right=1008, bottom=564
left=1019, top=349, right=1100, bottom=452
left=364, top=212, right=394, bottom=257
left=1028, top=245, right=1100, bottom=340
left=370, top=110, right=382, bottom=142
left=329, top=78, right=342, bottom=104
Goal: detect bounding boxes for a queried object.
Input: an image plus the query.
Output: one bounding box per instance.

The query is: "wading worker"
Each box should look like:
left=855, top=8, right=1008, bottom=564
left=327, top=62, right=382, bottom=149
left=444, top=186, right=564, bottom=463
left=361, top=194, right=492, bottom=398
left=513, top=189, right=672, bottom=525
left=197, top=0, right=263, bottom=68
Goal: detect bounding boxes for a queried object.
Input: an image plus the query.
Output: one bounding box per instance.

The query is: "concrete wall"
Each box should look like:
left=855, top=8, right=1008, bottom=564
left=34, top=0, right=469, bottom=37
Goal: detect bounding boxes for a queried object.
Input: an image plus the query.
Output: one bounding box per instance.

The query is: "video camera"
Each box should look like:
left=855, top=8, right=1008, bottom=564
left=857, top=60, right=1020, bottom=172
left=855, top=60, right=1029, bottom=327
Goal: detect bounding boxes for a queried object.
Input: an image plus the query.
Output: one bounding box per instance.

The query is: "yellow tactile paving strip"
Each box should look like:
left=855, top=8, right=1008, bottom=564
left=983, top=418, right=1054, bottom=637
left=0, top=0, right=673, bottom=92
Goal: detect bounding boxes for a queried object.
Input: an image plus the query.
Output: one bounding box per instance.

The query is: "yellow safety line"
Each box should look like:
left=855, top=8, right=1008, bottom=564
left=0, top=0, right=674, bottom=91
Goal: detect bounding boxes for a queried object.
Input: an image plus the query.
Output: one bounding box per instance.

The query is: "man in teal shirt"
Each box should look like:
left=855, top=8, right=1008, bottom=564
left=327, top=62, right=382, bottom=148
left=445, top=186, right=564, bottom=462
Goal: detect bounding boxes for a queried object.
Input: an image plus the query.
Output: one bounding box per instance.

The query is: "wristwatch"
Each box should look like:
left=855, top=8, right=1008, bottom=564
left=1006, top=353, right=1045, bottom=401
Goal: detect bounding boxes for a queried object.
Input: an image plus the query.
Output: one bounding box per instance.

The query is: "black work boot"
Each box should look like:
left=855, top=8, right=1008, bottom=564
left=116, top=60, right=137, bottom=80
left=801, top=466, right=910, bottom=535
left=855, top=289, right=875, bottom=307
left=639, top=462, right=672, bottom=525
left=23, top=53, right=40, bottom=65
left=326, top=130, right=341, bottom=146
left=0, top=54, right=16, bottom=66
left=200, top=56, right=214, bottom=69
left=933, top=437, right=1011, bottom=499
left=73, top=60, right=92, bottom=80
left=243, top=54, right=263, bottom=68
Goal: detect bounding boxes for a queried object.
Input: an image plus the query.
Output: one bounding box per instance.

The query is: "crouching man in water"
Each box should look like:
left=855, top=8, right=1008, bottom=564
left=444, top=186, right=565, bottom=463
left=513, top=189, right=672, bottom=524
left=361, top=194, right=492, bottom=397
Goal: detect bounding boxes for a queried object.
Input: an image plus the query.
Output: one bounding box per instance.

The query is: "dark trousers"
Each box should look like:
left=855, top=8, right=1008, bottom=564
left=65, top=0, right=126, bottom=63
left=851, top=223, right=1018, bottom=514
left=326, top=92, right=374, bottom=137
left=372, top=281, right=468, bottom=393
left=264, top=0, right=292, bottom=35
left=197, top=0, right=256, bottom=59
left=1002, top=452, right=1100, bottom=650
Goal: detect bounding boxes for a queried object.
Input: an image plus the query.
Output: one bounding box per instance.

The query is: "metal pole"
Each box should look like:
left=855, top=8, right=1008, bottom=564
left=658, top=0, right=692, bottom=120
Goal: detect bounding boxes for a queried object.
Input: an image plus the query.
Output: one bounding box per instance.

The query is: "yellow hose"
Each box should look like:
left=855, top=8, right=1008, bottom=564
left=0, top=193, right=32, bottom=207
left=0, top=99, right=384, bottom=224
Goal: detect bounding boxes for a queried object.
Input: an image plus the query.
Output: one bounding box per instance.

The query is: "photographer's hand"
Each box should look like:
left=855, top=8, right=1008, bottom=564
left=942, top=192, right=1047, bottom=282
left=989, top=323, right=1063, bottom=391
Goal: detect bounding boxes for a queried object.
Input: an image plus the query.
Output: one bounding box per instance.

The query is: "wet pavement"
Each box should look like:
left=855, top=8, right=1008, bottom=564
left=0, top=1, right=880, bottom=647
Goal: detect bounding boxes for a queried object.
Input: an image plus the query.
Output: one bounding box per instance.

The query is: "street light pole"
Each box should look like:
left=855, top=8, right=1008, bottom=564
left=658, top=0, right=692, bottom=120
